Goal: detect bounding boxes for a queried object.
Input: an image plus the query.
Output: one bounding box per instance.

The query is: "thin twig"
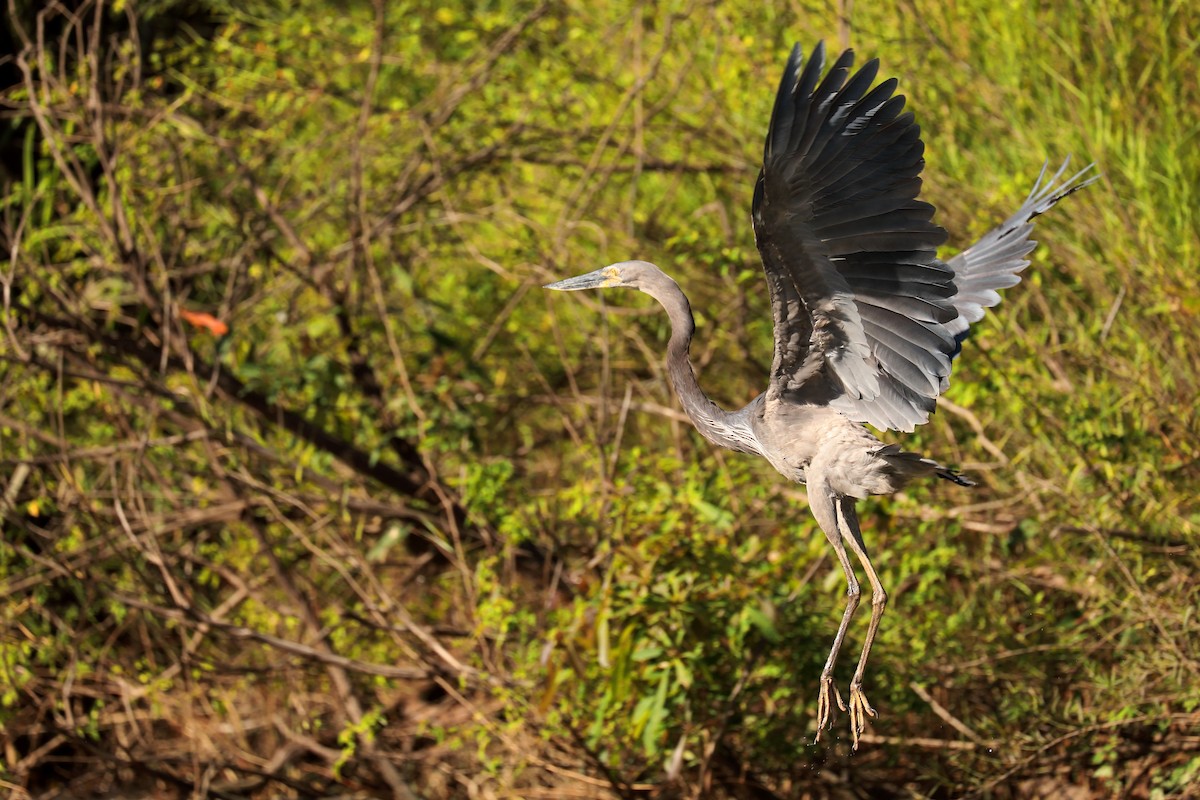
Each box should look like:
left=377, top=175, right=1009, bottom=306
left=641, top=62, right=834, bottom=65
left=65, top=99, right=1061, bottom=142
left=909, top=682, right=993, bottom=747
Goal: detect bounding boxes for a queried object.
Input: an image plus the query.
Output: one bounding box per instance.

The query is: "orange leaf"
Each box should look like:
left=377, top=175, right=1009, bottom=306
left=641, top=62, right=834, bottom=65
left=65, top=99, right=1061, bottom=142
left=179, top=310, right=229, bottom=337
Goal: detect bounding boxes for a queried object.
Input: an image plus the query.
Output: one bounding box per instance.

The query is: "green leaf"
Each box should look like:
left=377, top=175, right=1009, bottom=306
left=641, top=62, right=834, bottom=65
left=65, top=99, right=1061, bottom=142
left=642, top=668, right=671, bottom=756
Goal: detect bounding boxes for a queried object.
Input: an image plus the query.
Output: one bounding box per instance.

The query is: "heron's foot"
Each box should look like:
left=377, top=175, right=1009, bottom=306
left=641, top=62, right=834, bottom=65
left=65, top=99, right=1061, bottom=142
left=813, top=674, right=846, bottom=742
left=847, top=680, right=878, bottom=750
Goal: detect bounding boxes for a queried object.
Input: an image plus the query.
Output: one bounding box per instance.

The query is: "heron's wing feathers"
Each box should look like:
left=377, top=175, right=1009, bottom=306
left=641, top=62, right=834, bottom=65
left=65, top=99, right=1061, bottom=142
left=753, top=43, right=956, bottom=431
left=830, top=160, right=1097, bottom=430
left=943, top=158, right=1098, bottom=348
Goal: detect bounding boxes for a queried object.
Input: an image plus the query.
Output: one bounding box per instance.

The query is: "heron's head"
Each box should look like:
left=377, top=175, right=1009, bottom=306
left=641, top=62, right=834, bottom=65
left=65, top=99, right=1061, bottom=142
left=544, top=260, right=663, bottom=293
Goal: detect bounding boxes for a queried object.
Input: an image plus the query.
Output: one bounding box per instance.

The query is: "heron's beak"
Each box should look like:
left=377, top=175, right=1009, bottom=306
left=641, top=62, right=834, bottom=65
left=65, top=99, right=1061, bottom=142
left=544, top=266, right=620, bottom=291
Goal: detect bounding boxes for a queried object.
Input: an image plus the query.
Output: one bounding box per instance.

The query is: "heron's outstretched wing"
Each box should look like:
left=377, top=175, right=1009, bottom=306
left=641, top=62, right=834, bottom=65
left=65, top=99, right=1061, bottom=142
left=942, top=159, right=1098, bottom=349
left=752, top=42, right=958, bottom=431
left=829, top=159, right=1098, bottom=430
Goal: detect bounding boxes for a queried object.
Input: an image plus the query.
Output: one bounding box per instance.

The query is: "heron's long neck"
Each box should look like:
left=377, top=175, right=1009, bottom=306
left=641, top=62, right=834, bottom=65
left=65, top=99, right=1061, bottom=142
left=651, top=279, right=758, bottom=454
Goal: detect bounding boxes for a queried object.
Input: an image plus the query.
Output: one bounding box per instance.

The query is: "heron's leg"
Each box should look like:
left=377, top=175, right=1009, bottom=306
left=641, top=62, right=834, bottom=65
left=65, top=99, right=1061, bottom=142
left=809, top=490, right=861, bottom=742
left=837, top=497, right=887, bottom=750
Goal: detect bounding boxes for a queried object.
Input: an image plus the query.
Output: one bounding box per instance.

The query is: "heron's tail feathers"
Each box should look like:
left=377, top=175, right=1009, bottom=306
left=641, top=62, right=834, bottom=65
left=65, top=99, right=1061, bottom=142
left=875, top=443, right=975, bottom=487
left=936, top=467, right=975, bottom=487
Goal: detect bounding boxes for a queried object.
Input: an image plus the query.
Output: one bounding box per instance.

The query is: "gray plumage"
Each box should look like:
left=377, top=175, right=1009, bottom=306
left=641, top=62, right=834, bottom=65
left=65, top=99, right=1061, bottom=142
left=546, top=42, right=1095, bottom=749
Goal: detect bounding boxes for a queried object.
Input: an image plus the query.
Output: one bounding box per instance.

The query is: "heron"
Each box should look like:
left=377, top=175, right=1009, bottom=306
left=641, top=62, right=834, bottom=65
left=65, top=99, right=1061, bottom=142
left=545, top=42, right=1095, bottom=748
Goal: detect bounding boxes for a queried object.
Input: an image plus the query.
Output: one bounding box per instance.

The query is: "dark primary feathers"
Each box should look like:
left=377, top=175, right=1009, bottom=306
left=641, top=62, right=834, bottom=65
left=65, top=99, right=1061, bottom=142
left=752, top=43, right=1096, bottom=432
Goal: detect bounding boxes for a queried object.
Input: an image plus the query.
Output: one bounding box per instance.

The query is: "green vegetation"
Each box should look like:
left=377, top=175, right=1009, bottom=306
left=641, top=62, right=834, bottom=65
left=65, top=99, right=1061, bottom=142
left=1, top=0, right=1197, bottom=796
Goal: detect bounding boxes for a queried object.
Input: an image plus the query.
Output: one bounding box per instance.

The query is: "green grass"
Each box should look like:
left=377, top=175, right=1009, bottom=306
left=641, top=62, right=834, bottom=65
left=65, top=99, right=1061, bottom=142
left=1, top=0, right=1197, bottom=796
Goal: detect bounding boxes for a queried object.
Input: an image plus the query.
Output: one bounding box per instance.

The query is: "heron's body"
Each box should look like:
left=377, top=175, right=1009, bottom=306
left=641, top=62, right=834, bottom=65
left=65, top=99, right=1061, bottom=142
left=656, top=270, right=951, bottom=496
left=755, top=401, right=936, bottom=496
left=546, top=42, right=1094, bottom=748
left=682, top=386, right=942, bottom=497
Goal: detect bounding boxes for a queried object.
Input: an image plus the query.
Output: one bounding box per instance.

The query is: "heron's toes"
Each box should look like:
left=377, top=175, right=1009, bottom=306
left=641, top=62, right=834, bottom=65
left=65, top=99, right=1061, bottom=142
left=813, top=675, right=844, bottom=742
left=847, top=681, right=878, bottom=750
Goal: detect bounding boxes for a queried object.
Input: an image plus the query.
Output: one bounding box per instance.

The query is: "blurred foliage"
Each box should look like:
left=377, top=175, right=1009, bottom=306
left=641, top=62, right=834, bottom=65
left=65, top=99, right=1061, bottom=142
left=1, top=0, right=1197, bottom=797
